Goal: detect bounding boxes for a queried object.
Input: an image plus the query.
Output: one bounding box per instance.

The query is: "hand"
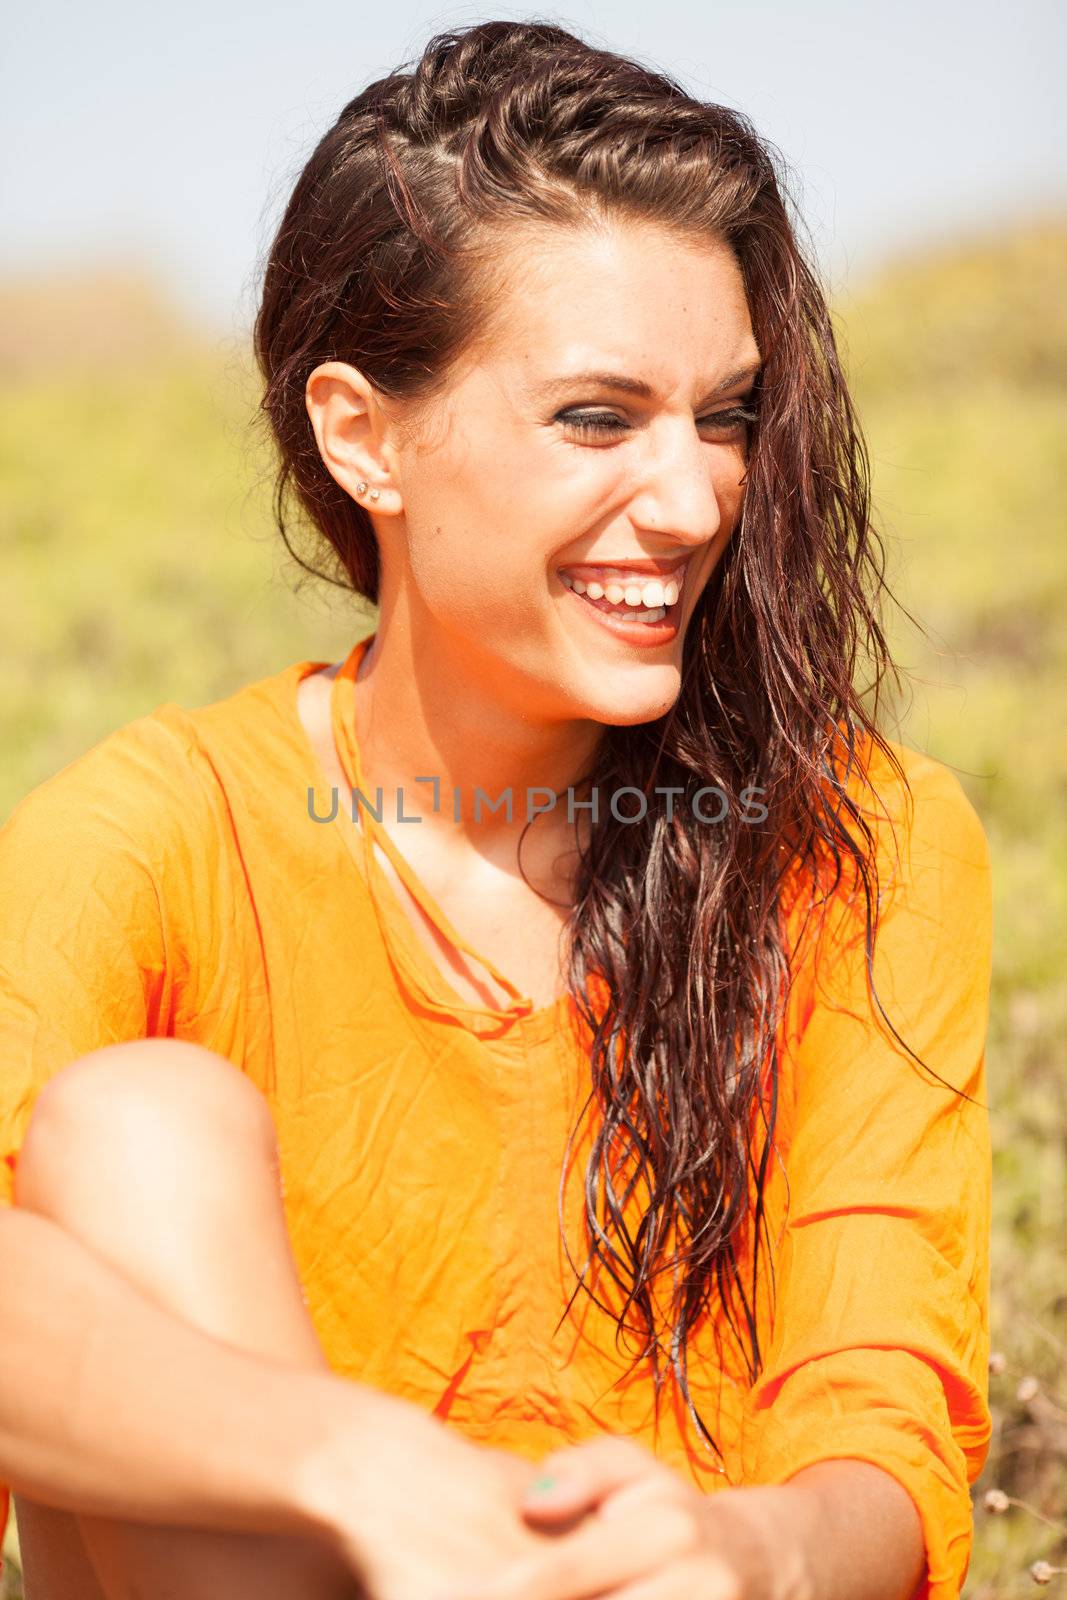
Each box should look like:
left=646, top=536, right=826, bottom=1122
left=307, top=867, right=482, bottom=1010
left=305, top=1388, right=580, bottom=1600
left=439, top=1434, right=781, bottom=1600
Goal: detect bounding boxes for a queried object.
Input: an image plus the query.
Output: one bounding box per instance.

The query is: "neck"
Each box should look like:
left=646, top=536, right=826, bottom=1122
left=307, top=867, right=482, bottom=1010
left=351, top=620, right=604, bottom=855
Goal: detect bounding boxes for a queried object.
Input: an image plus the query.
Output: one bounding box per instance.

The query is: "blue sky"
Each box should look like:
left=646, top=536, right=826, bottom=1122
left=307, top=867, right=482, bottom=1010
left=2, top=0, right=1063, bottom=334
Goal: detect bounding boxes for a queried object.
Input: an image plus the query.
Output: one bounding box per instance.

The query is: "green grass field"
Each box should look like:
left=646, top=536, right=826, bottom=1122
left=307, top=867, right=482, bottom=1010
left=1, top=218, right=1064, bottom=1595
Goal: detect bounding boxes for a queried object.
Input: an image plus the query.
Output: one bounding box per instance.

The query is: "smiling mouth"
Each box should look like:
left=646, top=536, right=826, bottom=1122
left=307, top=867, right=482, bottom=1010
left=555, top=558, right=691, bottom=623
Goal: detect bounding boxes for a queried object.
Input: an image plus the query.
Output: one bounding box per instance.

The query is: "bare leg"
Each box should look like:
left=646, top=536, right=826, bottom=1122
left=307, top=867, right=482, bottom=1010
left=11, top=1040, right=366, bottom=1600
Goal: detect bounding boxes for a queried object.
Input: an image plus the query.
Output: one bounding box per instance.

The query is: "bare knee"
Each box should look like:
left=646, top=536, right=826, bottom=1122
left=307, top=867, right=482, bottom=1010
left=26, top=1039, right=274, bottom=1147
left=16, top=1040, right=276, bottom=1213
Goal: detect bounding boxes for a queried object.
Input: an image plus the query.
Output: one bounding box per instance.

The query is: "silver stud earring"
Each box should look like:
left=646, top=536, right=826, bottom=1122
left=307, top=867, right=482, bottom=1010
left=369, top=488, right=381, bottom=502
left=355, top=479, right=368, bottom=495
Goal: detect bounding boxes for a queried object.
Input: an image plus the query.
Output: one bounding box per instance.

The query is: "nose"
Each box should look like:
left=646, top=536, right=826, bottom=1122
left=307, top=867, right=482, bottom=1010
left=628, top=422, right=725, bottom=547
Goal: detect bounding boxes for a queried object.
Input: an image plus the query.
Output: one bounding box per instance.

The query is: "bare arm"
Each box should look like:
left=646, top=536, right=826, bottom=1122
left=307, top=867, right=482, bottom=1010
left=707, top=1459, right=927, bottom=1600
left=788, top=1461, right=926, bottom=1600
left=0, top=1205, right=408, bottom=1540
left=0, top=1206, right=565, bottom=1596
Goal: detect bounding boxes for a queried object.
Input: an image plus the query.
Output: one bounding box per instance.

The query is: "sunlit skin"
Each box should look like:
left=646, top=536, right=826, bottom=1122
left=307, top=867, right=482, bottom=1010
left=302, top=219, right=759, bottom=973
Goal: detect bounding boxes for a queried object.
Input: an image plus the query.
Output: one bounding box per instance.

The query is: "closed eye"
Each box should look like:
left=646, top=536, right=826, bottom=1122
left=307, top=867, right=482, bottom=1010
left=557, top=404, right=758, bottom=440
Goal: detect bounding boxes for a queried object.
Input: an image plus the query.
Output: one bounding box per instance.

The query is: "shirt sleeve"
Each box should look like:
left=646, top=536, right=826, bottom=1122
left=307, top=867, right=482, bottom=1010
left=742, top=750, right=993, bottom=1600
left=0, top=716, right=219, bottom=1206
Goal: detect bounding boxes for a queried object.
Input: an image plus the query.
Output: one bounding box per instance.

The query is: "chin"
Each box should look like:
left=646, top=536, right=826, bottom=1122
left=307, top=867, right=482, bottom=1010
left=568, top=667, right=683, bottom=728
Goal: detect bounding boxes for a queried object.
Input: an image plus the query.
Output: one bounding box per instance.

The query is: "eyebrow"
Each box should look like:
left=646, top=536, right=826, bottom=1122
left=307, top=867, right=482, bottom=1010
left=535, top=363, right=762, bottom=403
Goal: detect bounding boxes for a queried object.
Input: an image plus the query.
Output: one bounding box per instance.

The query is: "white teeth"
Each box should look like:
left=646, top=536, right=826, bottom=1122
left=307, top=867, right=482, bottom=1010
left=617, top=606, right=667, bottom=622
left=559, top=569, right=684, bottom=611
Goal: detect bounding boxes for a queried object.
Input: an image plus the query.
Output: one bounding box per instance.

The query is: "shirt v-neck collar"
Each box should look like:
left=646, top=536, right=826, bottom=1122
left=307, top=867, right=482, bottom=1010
left=325, top=636, right=574, bottom=1042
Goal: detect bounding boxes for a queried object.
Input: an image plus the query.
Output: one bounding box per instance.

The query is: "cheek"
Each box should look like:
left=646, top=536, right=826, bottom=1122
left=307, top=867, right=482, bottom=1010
left=713, top=449, right=749, bottom=528
left=405, top=453, right=568, bottom=605
left=403, top=502, right=537, bottom=626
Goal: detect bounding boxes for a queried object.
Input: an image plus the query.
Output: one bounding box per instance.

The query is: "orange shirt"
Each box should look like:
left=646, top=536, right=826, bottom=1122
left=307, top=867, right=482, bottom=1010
left=0, top=635, right=993, bottom=1600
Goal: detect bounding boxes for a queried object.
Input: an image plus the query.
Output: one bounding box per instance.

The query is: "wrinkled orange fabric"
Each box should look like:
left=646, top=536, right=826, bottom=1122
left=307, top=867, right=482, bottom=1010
left=0, top=634, right=993, bottom=1600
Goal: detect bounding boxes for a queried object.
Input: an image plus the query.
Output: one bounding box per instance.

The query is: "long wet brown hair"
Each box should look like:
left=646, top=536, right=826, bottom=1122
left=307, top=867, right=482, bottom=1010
left=253, top=18, right=969, bottom=1461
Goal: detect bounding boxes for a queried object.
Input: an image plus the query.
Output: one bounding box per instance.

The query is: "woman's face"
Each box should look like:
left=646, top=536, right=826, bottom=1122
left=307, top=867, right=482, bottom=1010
left=328, top=217, right=760, bottom=728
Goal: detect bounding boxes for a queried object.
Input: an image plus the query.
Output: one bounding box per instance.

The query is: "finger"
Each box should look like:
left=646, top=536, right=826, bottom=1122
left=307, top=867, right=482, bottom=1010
left=468, top=1486, right=695, bottom=1600
left=520, top=1436, right=672, bottom=1523
left=520, top=1469, right=597, bottom=1523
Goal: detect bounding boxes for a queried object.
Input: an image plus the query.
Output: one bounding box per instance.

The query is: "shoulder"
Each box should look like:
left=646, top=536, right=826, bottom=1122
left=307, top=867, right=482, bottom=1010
left=783, top=733, right=993, bottom=1040
left=2, top=713, right=208, bottom=866
left=786, top=733, right=991, bottom=935
left=0, top=657, right=324, bottom=884
left=846, top=735, right=991, bottom=909
left=168, top=657, right=337, bottom=812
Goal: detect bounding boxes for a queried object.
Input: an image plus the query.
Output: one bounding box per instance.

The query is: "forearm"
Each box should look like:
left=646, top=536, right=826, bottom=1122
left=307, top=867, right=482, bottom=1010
left=709, top=1459, right=926, bottom=1600
left=0, top=1206, right=409, bottom=1540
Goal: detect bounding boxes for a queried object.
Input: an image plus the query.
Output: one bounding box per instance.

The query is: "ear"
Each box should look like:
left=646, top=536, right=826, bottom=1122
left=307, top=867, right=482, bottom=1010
left=304, top=361, right=403, bottom=516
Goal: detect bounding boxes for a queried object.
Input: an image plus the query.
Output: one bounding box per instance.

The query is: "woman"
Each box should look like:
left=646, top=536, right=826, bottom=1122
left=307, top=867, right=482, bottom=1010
left=0, top=19, right=992, bottom=1600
